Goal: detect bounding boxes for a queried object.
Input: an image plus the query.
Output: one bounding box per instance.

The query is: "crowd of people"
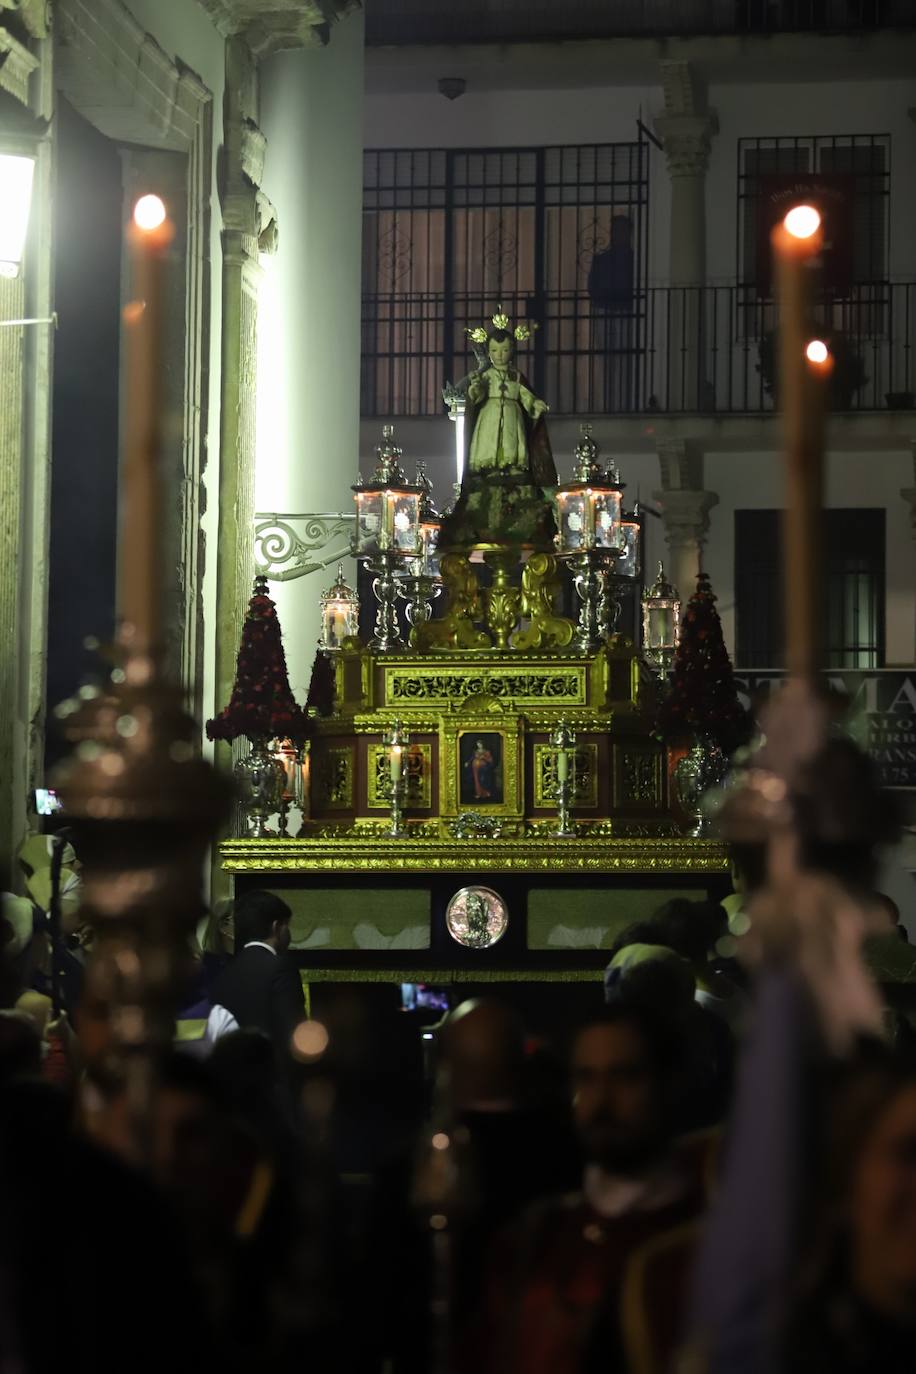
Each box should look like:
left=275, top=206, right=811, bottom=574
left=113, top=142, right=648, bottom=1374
left=3, top=778, right=916, bottom=1372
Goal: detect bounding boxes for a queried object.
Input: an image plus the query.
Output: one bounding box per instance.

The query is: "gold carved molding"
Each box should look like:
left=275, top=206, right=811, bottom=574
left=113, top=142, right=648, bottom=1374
left=221, top=836, right=729, bottom=875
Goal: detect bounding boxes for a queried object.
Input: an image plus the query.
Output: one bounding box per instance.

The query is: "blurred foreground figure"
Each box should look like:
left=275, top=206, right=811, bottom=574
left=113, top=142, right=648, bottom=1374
left=0, top=1025, right=206, bottom=1373
left=469, top=1004, right=715, bottom=1374
left=688, top=731, right=902, bottom=1374
left=442, top=999, right=579, bottom=1325
left=787, top=1053, right=916, bottom=1374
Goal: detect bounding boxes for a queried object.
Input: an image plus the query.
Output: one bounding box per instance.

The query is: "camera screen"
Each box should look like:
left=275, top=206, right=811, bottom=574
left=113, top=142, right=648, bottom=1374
left=400, top=983, right=450, bottom=1013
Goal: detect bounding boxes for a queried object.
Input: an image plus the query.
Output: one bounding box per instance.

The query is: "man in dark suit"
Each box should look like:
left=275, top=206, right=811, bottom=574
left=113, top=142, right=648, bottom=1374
left=210, top=890, right=305, bottom=1062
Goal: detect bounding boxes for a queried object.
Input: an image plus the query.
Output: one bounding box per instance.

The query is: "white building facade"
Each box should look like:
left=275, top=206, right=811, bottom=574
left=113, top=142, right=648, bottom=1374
left=357, top=15, right=916, bottom=674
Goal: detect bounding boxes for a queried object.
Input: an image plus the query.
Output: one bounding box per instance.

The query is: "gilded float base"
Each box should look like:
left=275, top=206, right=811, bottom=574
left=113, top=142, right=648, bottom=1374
left=220, top=833, right=728, bottom=876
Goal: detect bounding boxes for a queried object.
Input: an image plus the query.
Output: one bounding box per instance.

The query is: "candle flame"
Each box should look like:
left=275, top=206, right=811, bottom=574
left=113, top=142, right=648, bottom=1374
left=805, top=339, right=829, bottom=364
left=133, top=194, right=167, bottom=232
left=784, top=204, right=821, bottom=240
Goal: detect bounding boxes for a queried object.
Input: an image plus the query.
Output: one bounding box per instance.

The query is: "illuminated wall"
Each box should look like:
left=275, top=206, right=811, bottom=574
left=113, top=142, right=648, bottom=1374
left=258, top=10, right=365, bottom=699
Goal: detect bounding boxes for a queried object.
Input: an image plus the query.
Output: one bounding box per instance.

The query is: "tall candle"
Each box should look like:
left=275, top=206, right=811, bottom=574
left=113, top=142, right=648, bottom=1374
left=556, top=746, right=569, bottom=784
left=121, top=194, right=174, bottom=661
left=772, top=205, right=828, bottom=685
left=389, top=744, right=402, bottom=786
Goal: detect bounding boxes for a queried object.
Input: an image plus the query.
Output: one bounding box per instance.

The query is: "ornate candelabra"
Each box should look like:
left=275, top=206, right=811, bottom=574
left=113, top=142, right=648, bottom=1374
left=353, top=426, right=423, bottom=653
left=382, top=718, right=409, bottom=838
left=550, top=719, right=578, bottom=838
left=398, top=461, right=443, bottom=643
left=554, top=426, right=626, bottom=653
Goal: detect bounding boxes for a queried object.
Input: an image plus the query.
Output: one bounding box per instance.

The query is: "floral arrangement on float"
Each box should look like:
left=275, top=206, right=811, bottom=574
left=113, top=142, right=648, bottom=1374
left=655, top=572, right=751, bottom=836
left=207, top=575, right=309, bottom=836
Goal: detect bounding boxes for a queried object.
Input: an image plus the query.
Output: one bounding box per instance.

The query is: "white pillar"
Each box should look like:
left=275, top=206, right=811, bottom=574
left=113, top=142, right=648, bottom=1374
left=654, top=63, right=717, bottom=411
left=258, top=11, right=365, bottom=700
left=653, top=112, right=716, bottom=290
left=653, top=438, right=718, bottom=601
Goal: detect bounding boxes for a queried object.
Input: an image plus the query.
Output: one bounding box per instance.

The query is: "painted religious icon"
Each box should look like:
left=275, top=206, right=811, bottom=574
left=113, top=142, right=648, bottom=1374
left=446, top=885, right=509, bottom=950
left=459, top=732, right=504, bottom=806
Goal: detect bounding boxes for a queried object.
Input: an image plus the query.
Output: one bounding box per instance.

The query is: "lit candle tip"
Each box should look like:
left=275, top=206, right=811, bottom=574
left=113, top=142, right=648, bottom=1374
left=805, top=339, right=829, bottom=364
left=783, top=204, right=821, bottom=240
left=133, top=194, right=167, bottom=232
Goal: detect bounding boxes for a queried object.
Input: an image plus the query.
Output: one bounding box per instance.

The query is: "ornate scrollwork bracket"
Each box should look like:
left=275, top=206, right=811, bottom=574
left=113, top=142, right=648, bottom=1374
left=253, top=512, right=355, bottom=582
left=414, top=553, right=491, bottom=650
left=512, top=552, right=575, bottom=650
left=449, top=812, right=505, bottom=841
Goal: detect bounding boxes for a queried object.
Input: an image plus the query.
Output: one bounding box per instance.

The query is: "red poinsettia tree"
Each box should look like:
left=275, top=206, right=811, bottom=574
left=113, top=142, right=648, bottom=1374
left=207, top=575, right=308, bottom=745
left=656, top=571, right=750, bottom=754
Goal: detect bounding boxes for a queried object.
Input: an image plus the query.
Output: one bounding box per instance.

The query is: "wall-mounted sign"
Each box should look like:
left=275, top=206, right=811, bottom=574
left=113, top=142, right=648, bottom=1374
left=756, top=173, right=855, bottom=295
left=735, top=670, right=916, bottom=790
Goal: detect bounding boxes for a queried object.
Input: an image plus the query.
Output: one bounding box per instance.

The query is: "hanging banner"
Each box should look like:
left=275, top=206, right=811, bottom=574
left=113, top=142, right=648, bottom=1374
left=755, top=172, right=856, bottom=295
left=734, top=670, right=916, bottom=790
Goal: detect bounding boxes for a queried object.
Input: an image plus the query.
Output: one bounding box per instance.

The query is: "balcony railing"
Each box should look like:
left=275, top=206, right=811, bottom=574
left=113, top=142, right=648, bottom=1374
left=366, top=1, right=912, bottom=46
left=360, top=282, right=916, bottom=418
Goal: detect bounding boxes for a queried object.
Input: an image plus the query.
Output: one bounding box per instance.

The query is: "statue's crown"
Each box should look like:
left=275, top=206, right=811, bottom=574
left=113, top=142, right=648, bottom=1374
left=466, top=304, right=537, bottom=345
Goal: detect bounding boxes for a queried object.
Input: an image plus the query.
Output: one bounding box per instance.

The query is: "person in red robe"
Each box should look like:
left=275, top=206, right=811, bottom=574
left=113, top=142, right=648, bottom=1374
left=468, top=1003, right=716, bottom=1374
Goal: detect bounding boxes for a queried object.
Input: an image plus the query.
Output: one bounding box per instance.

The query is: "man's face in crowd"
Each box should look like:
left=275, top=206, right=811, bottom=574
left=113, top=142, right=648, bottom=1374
left=852, top=1085, right=916, bottom=1308
left=273, top=917, right=291, bottom=955
left=571, top=1022, right=665, bottom=1173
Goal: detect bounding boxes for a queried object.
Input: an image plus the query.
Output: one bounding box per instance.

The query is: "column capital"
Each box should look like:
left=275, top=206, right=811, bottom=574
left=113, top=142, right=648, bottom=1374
left=655, top=437, right=704, bottom=491
left=653, top=111, right=718, bottom=178
left=652, top=487, right=719, bottom=547
left=194, top=0, right=360, bottom=56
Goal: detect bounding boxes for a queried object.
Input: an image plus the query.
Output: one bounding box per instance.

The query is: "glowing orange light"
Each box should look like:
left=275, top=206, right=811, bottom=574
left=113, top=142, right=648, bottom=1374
left=432, top=1132, right=450, bottom=1151
left=783, top=205, right=821, bottom=240
left=805, top=339, right=829, bottom=364
left=292, top=1019, right=329, bottom=1060
left=133, top=194, right=167, bottom=232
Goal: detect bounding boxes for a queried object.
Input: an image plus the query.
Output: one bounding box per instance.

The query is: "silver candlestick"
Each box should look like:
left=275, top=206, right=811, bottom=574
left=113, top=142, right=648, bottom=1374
left=550, top=720, right=578, bottom=837
left=570, top=552, right=603, bottom=653
left=370, top=549, right=403, bottom=652
left=382, top=718, right=409, bottom=837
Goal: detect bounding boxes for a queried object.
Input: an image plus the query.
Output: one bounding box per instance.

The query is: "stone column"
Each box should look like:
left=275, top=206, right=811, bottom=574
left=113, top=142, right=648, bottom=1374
left=654, top=62, right=717, bottom=411
left=214, top=35, right=267, bottom=735
left=257, top=7, right=365, bottom=698
left=0, top=10, right=52, bottom=878
left=653, top=438, right=718, bottom=601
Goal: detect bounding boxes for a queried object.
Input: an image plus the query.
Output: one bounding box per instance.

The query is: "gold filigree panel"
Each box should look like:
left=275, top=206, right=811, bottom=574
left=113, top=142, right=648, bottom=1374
left=615, top=749, right=663, bottom=808
left=385, top=666, right=586, bottom=708
left=367, top=743, right=432, bottom=809
left=315, top=746, right=354, bottom=810
left=533, top=743, right=599, bottom=808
